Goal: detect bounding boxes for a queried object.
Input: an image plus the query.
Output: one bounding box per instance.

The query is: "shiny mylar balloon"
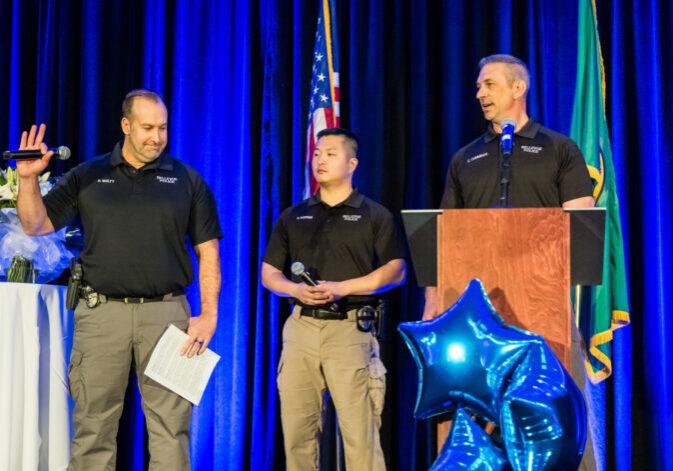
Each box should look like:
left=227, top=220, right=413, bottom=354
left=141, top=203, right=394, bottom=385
left=398, top=279, right=586, bottom=471
left=430, top=409, right=509, bottom=471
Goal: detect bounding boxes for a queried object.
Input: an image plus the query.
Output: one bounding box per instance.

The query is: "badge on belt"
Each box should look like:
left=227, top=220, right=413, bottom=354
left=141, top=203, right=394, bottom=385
left=81, top=286, right=100, bottom=308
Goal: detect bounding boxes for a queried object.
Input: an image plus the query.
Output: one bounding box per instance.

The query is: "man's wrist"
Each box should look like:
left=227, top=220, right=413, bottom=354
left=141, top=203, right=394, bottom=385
left=200, top=306, right=218, bottom=319
left=337, top=280, right=352, bottom=298
left=289, top=281, right=302, bottom=298
left=18, top=175, right=40, bottom=185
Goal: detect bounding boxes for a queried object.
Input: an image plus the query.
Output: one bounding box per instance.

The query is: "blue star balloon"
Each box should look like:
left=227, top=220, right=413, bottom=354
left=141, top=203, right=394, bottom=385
left=430, top=409, right=509, bottom=471
left=398, top=279, right=586, bottom=471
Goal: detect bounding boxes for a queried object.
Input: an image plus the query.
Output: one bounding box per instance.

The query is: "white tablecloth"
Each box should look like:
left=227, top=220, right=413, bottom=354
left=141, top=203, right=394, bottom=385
left=0, top=283, right=73, bottom=471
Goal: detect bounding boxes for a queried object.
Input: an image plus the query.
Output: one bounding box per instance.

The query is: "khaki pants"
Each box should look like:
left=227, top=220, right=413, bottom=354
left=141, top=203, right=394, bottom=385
left=67, top=294, right=193, bottom=471
left=278, top=306, right=387, bottom=471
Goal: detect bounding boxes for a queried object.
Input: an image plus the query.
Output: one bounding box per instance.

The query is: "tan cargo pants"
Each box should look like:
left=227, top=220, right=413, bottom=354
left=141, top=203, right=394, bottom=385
left=67, top=294, right=192, bottom=471
left=277, top=306, right=387, bottom=471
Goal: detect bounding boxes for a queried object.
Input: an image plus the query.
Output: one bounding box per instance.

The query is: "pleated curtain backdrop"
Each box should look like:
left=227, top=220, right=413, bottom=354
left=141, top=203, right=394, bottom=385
left=0, top=1, right=671, bottom=470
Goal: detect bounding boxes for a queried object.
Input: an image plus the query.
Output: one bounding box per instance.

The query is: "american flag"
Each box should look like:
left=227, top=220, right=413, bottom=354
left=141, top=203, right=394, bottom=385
left=303, top=0, right=340, bottom=198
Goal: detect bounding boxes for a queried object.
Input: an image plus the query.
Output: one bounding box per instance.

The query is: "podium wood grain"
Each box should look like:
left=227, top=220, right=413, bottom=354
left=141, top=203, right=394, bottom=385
left=437, top=208, right=571, bottom=367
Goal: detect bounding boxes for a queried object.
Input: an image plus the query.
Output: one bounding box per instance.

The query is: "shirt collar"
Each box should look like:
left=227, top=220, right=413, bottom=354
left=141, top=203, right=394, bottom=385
left=109, top=140, right=174, bottom=171
left=308, top=188, right=364, bottom=208
left=484, top=117, right=540, bottom=143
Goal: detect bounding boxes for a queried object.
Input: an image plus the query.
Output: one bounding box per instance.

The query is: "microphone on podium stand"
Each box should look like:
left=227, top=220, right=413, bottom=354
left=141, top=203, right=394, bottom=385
left=498, top=118, right=516, bottom=207
left=500, top=118, right=516, bottom=155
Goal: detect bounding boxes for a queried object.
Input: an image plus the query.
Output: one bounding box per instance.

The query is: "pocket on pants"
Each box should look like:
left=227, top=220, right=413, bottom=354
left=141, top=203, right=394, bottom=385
left=68, top=349, right=84, bottom=401
left=367, top=357, right=387, bottom=419
left=73, top=304, right=100, bottom=333
left=171, top=319, right=190, bottom=332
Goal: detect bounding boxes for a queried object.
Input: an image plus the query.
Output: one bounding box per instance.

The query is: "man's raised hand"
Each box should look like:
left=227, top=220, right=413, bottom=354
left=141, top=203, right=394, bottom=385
left=17, top=124, right=54, bottom=177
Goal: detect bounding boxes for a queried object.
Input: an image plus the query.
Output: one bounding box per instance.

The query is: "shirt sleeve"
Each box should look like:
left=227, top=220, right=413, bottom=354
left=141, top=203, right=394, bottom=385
left=43, top=167, right=80, bottom=231
left=188, top=174, right=223, bottom=246
left=440, top=153, right=464, bottom=209
left=373, top=206, right=408, bottom=266
left=262, top=212, right=290, bottom=271
left=557, top=139, right=595, bottom=204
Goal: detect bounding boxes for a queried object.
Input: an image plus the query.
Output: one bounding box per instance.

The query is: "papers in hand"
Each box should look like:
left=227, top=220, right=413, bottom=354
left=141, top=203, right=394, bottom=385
left=144, top=324, right=220, bottom=405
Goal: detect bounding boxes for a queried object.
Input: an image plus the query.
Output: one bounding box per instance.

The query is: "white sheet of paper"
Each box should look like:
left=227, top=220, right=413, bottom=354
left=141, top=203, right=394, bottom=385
left=144, top=324, right=220, bottom=405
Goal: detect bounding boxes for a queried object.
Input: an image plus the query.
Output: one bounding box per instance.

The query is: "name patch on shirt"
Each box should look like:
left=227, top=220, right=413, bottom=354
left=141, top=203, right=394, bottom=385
left=466, top=152, right=488, bottom=163
left=97, top=179, right=116, bottom=184
left=521, top=145, right=543, bottom=154
left=342, top=215, right=362, bottom=222
left=296, top=215, right=313, bottom=220
left=157, top=176, right=178, bottom=184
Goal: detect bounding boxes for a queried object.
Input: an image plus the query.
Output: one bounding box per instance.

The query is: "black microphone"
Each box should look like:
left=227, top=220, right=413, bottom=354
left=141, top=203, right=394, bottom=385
left=500, top=118, right=516, bottom=155
left=291, top=261, right=339, bottom=311
left=3, top=146, right=71, bottom=161
left=498, top=118, right=516, bottom=207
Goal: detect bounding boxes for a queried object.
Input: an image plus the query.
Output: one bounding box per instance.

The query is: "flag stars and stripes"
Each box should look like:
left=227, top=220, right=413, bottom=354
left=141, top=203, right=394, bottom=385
left=304, top=0, right=340, bottom=198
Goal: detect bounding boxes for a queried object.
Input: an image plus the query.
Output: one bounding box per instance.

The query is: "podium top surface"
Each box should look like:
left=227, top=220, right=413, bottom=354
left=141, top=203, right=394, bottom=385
left=401, top=207, right=606, bottom=286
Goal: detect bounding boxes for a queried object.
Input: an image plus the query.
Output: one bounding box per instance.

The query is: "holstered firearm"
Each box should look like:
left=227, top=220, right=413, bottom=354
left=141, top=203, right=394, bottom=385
left=66, top=258, right=82, bottom=310
left=374, top=299, right=386, bottom=341
left=356, top=299, right=387, bottom=341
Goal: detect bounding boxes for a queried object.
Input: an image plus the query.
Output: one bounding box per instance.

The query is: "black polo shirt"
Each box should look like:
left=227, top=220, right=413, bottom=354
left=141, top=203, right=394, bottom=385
left=43, top=141, right=222, bottom=297
left=440, top=118, right=593, bottom=208
left=262, top=189, right=406, bottom=309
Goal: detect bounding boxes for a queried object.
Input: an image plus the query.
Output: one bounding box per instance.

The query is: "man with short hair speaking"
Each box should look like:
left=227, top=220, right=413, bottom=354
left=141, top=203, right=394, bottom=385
left=16, top=89, right=222, bottom=470
left=261, top=128, right=406, bottom=470
left=424, top=54, right=597, bottom=470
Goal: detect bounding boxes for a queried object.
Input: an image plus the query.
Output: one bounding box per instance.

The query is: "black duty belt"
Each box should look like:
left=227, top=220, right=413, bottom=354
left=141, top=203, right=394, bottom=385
left=300, top=307, right=347, bottom=320
left=81, top=288, right=184, bottom=305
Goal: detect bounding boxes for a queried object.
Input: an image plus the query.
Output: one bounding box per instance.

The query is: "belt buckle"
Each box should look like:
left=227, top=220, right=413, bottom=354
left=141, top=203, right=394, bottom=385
left=124, top=297, right=145, bottom=304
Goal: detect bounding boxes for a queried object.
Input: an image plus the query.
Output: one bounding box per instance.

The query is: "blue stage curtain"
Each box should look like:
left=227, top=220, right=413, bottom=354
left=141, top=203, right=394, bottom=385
left=1, top=1, right=671, bottom=470
left=598, top=1, right=673, bottom=469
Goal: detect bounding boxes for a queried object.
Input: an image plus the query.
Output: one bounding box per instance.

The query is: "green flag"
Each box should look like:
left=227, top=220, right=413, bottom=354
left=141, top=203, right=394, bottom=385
left=570, top=0, right=630, bottom=383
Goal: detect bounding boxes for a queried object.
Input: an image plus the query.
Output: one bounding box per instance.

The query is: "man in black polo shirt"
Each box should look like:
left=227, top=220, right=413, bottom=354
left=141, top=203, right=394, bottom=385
left=424, top=54, right=596, bottom=470
left=16, top=90, right=222, bottom=470
left=261, top=128, right=406, bottom=471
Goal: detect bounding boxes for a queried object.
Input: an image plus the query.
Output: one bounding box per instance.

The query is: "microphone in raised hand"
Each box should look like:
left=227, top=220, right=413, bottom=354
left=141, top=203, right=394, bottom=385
left=13, top=124, right=58, bottom=177
left=4, top=146, right=71, bottom=161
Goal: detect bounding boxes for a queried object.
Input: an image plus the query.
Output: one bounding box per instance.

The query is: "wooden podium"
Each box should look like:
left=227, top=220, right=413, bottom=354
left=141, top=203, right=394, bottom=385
left=403, top=207, right=606, bottom=367
left=402, top=207, right=606, bottom=453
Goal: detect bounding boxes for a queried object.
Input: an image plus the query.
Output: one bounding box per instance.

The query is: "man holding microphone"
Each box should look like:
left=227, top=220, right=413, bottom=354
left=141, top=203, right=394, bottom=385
left=261, top=127, right=406, bottom=470
left=15, top=89, right=222, bottom=470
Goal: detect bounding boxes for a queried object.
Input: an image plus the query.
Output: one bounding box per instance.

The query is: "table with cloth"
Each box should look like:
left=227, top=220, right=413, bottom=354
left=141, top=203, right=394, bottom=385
left=0, top=282, right=73, bottom=471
